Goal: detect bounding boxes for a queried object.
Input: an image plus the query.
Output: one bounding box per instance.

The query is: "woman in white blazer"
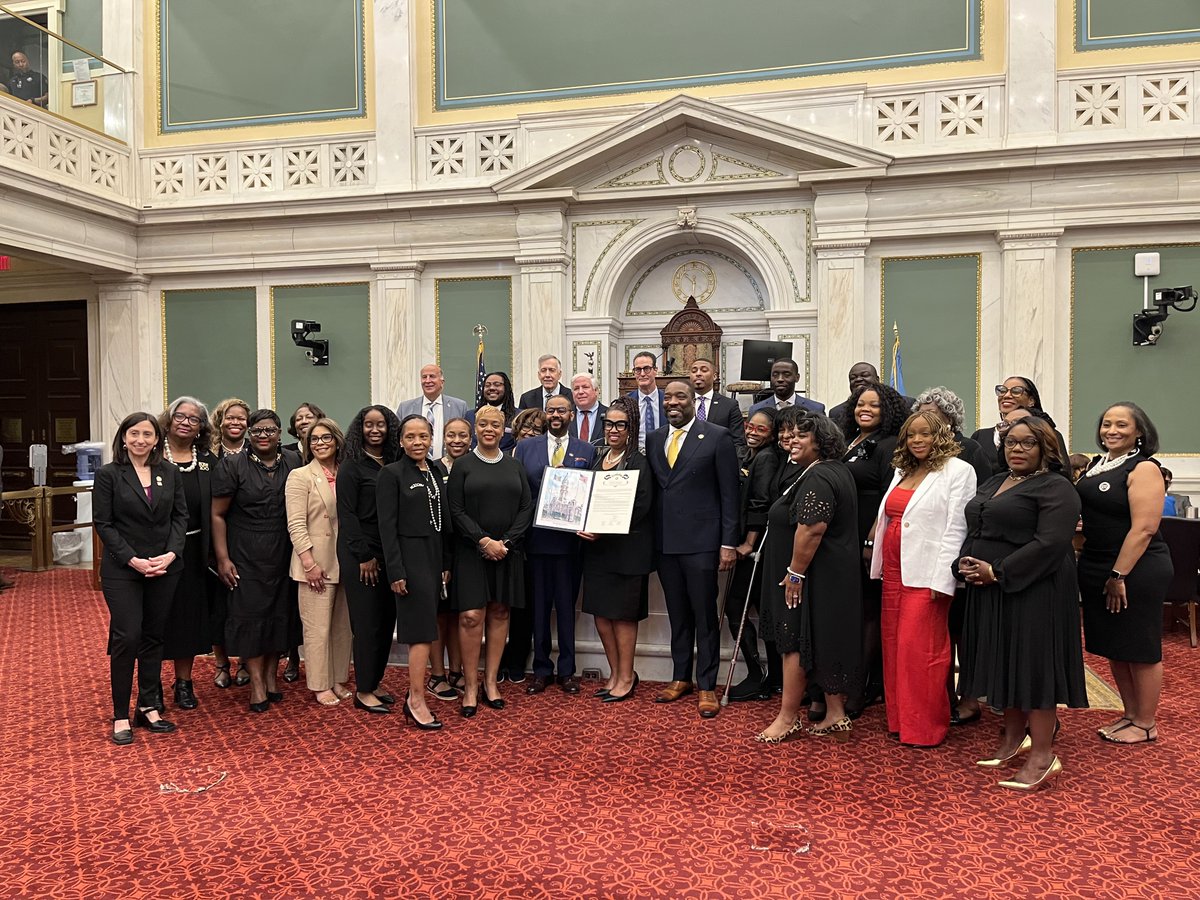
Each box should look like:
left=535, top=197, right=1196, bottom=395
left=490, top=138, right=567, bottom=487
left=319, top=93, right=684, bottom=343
left=869, top=411, right=976, bottom=747
left=285, top=419, right=353, bottom=707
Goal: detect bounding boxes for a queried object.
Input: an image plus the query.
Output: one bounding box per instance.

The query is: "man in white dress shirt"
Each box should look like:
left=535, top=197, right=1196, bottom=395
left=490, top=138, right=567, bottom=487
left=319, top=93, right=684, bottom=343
left=395, top=364, right=469, bottom=459
left=569, top=373, right=607, bottom=448
left=626, top=351, right=665, bottom=452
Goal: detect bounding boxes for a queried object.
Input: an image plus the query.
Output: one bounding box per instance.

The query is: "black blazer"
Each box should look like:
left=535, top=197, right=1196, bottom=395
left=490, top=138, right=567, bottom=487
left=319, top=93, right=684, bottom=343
left=739, top=445, right=782, bottom=541
left=702, top=391, right=746, bottom=449
left=518, top=383, right=574, bottom=411
left=376, top=456, right=452, bottom=582
left=646, top=420, right=741, bottom=554
left=188, top=449, right=217, bottom=565
left=93, top=461, right=188, bottom=580
left=336, top=456, right=385, bottom=565
left=582, top=451, right=655, bottom=576
left=569, top=402, right=608, bottom=447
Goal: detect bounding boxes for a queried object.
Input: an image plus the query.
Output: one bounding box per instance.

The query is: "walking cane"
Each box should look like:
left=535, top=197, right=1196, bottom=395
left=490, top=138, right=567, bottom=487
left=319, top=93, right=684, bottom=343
left=720, top=522, right=769, bottom=707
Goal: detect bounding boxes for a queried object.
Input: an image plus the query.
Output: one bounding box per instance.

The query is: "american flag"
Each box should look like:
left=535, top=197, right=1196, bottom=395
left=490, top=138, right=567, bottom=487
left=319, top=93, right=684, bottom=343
left=473, top=334, right=486, bottom=407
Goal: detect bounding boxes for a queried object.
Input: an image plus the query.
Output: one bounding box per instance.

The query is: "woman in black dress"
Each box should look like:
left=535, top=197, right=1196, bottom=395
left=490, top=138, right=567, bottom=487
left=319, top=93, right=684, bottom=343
left=725, top=409, right=782, bottom=702
left=377, top=415, right=452, bottom=731
left=757, top=412, right=862, bottom=743
left=211, top=409, right=303, bottom=712
left=427, top=417, right=473, bottom=699
left=578, top=396, right=653, bottom=702
left=1077, top=402, right=1172, bottom=745
left=158, top=396, right=217, bottom=711
left=956, top=417, right=1087, bottom=790
left=839, top=382, right=907, bottom=717
left=448, top=405, right=533, bottom=717
left=337, top=405, right=402, bottom=715
left=94, top=412, right=188, bottom=744
left=208, top=397, right=251, bottom=687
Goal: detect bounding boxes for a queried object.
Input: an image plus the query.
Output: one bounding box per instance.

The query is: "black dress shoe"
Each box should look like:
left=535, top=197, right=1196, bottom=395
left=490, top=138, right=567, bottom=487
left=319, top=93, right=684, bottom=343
left=249, top=700, right=270, bottom=713
left=111, top=719, right=133, bottom=745
left=950, top=708, right=981, bottom=726
left=526, top=676, right=550, bottom=695
left=557, top=676, right=581, bottom=695
left=727, top=676, right=767, bottom=702
left=403, top=698, right=444, bottom=731
left=267, top=691, right=284, bottom=703
left=233, top=664, right=251, bottom=687
left=602, top=674, right=639, bottom=703
left=375, top=691, right=396, bottom=705
left=593, top=688, right=611, bottom=698
left=283, top=653, right=300, bottom=682
left=173, top=679, right=198, bottom=710
left=354, top=695, right=391, bottom=714
left=482, top=686, right=505, bottom=710
left=460, top=699, right=477, bottom=718
left=133, top=709, right=177, bottom=733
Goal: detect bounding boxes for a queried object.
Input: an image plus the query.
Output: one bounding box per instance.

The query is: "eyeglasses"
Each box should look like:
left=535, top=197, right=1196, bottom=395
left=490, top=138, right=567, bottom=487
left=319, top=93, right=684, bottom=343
left=248, top=427, right=280, bottom=437
left=172, top=412, right=202, bottom=426
left=632, top=366, right=656, bottom=374
left=603, top=420, right=629, bottom=431
left=1003, top=437, right=1039, bottom=451
left=994, top=385, right=1030, bottom=398
left=310, top=434, right=336, bottom=445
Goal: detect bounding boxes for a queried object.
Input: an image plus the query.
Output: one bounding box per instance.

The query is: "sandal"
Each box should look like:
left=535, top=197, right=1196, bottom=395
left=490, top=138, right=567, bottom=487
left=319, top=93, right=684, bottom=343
left=447, top=670, right=465, bottom=693
left=233, top=663, right=251, bottom=687
left=213, top=662, right=231, bottom=690
left=427, top=674, right=459, bottom=702
left=332, top=685, right=353, bottom=701
left=315, top=690, right=341, bottom=707
left=1101, top=721, right=1157, bottom=744
left=1097, top=716, right=1131, bottom=738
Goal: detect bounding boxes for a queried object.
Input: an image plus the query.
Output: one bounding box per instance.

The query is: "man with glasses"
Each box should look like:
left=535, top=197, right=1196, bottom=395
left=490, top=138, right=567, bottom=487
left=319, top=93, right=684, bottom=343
left=396, top=364, right=469, bottom=459
left=514, top=396, right=595, bottom=694
left=626, top=351, right=665, bottom=452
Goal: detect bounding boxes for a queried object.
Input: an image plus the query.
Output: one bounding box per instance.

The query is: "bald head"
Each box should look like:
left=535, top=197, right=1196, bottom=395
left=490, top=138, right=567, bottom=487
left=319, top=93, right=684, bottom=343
left=848, top=362, right=879, bottom=393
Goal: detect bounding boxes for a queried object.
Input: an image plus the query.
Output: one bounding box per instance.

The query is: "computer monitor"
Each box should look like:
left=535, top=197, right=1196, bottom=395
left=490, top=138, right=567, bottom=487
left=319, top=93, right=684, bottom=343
left=739, top=339, right=794, bottom=381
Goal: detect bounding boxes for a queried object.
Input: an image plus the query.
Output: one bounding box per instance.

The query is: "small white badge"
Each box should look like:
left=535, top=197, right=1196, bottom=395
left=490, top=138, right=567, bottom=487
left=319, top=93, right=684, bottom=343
left=1098, top=482, right=1111, bottom=492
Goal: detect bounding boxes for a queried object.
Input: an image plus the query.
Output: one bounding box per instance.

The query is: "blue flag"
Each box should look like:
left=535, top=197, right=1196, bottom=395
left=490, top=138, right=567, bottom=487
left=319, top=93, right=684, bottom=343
left=889, top=322, right=906, bottom=395
left=473, top=336, right=486, bottom=408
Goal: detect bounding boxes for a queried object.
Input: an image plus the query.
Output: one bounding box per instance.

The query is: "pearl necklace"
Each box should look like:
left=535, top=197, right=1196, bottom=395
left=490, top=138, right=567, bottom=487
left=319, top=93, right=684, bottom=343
left=1084, top=448, right=1139, bottom=478
left=221, top=439, right=245, bottom=456
left=421, top=467, right=443, bottom=532
left=473, top=447, right=503, bottom=464
left=364, top=450, right=384, bottom=464
left=603, top=449, right=626, bottom=468
left=165, top=441, right=197, bottom=473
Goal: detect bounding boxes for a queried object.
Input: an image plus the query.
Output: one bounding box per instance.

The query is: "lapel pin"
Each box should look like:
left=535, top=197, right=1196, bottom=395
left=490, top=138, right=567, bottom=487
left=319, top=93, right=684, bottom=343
left=697, top=433, right=705, bottom=440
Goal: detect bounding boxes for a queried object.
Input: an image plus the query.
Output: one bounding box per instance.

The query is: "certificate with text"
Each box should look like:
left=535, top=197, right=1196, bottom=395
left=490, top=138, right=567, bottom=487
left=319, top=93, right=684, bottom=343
left=533, top=468, right=640, bottom=534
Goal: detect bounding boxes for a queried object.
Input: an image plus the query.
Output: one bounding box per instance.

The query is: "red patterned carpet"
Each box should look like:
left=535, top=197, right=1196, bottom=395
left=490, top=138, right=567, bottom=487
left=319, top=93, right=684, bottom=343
left=1, top=570, right=1198, bottom=898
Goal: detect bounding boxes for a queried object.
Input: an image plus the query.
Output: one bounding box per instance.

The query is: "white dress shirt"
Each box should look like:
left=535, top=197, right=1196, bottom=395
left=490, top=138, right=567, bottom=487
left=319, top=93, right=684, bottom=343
left=423, top=395, right=444, bottom=458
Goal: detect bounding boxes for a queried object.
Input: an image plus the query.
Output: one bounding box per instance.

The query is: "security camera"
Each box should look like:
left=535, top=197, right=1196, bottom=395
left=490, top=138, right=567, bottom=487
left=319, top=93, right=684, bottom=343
left=1132, top=285, right=1196, bottom=347
left=290, top=319, right=329, bottom=366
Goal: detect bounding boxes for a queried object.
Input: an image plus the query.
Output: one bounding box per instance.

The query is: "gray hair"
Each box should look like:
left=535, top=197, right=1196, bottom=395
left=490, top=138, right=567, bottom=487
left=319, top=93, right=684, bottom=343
left=537, top=354, right=561, bottom=368
left=571, top=372, right=597, bottom=390
left=912, top=386, right=965, bottom=431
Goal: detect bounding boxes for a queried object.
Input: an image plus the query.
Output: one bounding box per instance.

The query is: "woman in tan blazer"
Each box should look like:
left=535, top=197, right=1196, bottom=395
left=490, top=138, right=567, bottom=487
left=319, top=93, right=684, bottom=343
left=285, top=418, right=353, bottom=706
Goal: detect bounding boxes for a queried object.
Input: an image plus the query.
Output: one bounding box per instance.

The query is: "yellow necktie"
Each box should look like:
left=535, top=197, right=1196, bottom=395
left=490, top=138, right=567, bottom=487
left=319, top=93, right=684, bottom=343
left=667, top=428, right=684, bottom=467
left=552, top=439, right=565, bottom=467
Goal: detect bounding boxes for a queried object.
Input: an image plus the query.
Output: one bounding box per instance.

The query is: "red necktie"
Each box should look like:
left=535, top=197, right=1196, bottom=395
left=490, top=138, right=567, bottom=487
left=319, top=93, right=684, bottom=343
left=580, top=411, right=590, bottom=443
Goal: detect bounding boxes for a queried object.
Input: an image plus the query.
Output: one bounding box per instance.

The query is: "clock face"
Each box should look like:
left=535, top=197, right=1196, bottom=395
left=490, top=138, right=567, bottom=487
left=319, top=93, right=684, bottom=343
left=672, top=260, right=716, bottom=305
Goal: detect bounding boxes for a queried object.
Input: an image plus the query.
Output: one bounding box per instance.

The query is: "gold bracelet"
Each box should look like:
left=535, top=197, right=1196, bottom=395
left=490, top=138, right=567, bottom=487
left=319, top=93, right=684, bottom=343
left=303, top=562, right=318, bottom=573
left=986, top=563, right=995, bottom=583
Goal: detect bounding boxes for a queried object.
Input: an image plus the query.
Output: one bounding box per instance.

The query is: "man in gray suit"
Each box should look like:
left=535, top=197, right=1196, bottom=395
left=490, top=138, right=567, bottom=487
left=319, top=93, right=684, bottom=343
left=395, top=364, right=469, bottom=459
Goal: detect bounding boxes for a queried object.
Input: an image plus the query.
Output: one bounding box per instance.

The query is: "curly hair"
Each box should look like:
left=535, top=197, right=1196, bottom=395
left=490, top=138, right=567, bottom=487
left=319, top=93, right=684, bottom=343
left=605, top=394, right=641, bottom=452
left=210, top=397, right=251, bottom=451
left=891, top=411, right=962, bottom=475
left=303, top=417, right=345, bottom=463
left=478, top=371, right=517, bottom=424
left=794, top=411, right=847, bottom=461
left=287, top=401, right=327, bottom=439
left=911, top=385, right=966, bottom=432
left=344, top=405, right=401, bottom=464
left=842, top=383, right=910, bottom=440
left=160, top=396, right=213, bottom=453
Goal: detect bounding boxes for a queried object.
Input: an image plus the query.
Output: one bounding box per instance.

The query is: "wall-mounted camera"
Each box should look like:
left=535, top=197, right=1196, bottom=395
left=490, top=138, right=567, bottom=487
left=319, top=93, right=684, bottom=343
left=291, top=319, right=329, bottom=366
left=1132, top=285, right=1197, bottom=347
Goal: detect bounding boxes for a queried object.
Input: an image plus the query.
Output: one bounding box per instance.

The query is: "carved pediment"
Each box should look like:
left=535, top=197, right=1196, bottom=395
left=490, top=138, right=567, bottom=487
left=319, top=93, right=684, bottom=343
left=493, top=94, right=891, bottom=199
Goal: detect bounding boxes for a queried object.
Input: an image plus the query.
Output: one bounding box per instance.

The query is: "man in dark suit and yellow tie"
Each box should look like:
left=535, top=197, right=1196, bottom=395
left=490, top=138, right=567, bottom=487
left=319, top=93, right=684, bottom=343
left=646, top=381, right=740, bottom=718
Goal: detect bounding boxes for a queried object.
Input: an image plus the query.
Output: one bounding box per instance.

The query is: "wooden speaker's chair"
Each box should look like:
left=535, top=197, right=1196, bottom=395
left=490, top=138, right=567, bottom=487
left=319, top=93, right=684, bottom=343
left=1160, top=516, right=1200, bottom=648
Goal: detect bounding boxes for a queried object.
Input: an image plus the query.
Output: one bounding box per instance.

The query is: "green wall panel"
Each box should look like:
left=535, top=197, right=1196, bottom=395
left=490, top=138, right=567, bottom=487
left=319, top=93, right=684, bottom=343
left=1077, top=0, right=1200, bottom=50
left=272, top=284, right=370, bottom=433
left=436, top=0, right=981, bottom=109
left=61, top=0, right=103, bottom=63
left=160, top=0, right=365, bottom=131
left=436, top=278, right=512, bottom=405
left=1071, top=247, right=1200, bottom=454
left=163, top=289, right=258, bottom=411
left=880, top=255, right=980, bottom=432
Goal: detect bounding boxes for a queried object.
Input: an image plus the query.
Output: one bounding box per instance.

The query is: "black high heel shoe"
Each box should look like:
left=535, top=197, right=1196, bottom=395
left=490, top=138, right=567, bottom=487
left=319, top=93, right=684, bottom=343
left=460, top=688, right=478, bottom=718
left=133, top=708, right=177, bottom=733
left=249, top=699, right=270, bottom=713
left=267, top=691, right=284, bottom=703
left=602, top=673, right=639, bottom=703
left=404, top=697, right=444, bottom=731
left=374, top=691, right=396, bottom=705
left=482, top=684, right=505, bottom=710
left=173, top=679, right=198, bottom=710
left=233, top=663, right=251, bottom=687
left=354, top=695, right=391, bottom=715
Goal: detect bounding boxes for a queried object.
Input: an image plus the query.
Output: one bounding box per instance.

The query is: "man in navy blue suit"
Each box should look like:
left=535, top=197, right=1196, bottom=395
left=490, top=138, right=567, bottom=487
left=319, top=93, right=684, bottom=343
left=747, top=358, right=824, bottom=416
left=646, top=381, right=740, bottom=718
left=627, top=350, right=665, bottom=452
left=514, top=394, right=596, bottom=693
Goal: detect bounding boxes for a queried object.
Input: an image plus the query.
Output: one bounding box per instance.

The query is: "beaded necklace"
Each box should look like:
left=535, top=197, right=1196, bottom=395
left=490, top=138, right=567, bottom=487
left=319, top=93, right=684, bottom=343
left=420, top=466, right=443, bottom=531
left=164, top=441, right=197, bottom=473
left=1084, top=448, right=1140, bottom=478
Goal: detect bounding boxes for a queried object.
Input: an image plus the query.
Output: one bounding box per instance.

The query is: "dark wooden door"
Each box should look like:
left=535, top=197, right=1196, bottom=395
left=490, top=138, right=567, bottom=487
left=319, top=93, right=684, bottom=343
left=0, top=300, right=90, bottom=541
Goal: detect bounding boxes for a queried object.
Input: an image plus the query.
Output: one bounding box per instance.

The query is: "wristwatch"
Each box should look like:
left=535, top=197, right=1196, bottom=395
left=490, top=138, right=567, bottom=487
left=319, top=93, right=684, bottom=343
left=1109, top=570, right=1125, bottom=581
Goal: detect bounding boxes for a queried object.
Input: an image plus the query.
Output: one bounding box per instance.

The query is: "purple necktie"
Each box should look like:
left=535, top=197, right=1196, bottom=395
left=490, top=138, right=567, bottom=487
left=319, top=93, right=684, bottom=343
left=697, top=397, right=707, bottom=421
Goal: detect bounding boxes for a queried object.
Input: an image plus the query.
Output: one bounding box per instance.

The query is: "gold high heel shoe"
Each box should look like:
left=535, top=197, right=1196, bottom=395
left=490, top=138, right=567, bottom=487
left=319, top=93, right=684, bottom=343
left=807, top=716, right=852, bottom=743
left=998, top=756, right=1062, bottom=791
left=754, top=719, right=805, bottom=744
left=976, top=733, right=1032, bottom=767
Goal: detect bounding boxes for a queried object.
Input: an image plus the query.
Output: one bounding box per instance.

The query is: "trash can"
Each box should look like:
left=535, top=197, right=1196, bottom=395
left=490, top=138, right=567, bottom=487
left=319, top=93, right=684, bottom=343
left=74, top=480, right=94, bottom=563
left=52, top=531, right=85, bottom=566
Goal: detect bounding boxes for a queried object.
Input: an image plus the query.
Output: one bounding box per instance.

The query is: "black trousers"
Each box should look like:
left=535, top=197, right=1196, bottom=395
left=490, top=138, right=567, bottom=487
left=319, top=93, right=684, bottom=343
left=657, top=551, right=720, bottom=690
left=341, top=557, right=395, bottom=694
left=726, top=552, right=781, bottom=684
left=500, top=559, right=534, bottom=677
left=104, top=572, right=180, bottom=719
left=529, top=554, right=578, bottom=678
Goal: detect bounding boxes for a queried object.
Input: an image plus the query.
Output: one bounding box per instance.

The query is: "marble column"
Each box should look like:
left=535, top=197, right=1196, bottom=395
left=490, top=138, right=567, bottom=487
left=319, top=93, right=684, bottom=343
left=94, top=275, right=158, bottom=441
left=813, top=238, right=870, bottom=407
left=996, top=229, right=1064, bottom=418
left=515, top=255, right=570, bottom=393
left=1006, top=0, right=1057, bottom=144
left=372, top=0, right=416, bottom=190
left=370, top=261, right=424, bottom=406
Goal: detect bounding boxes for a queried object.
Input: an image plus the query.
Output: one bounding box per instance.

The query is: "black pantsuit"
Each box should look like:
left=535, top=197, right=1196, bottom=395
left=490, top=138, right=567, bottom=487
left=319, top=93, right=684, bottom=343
left=93, top=460, right=188, bottom=719
left=336, top=456, right=394, bottom=693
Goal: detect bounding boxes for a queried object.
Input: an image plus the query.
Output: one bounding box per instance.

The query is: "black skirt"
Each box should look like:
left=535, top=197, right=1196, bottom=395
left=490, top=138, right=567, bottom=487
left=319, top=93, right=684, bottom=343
left=582, top=571, right=649, bottom=622
left=161, top=532, right=211, bottom=658
left=393, top=534, right=441, bottom=643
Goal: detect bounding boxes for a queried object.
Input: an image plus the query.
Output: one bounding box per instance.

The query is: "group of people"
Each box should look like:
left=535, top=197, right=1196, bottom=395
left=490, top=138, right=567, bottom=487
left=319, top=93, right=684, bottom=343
left=92, top=354, right=1175, bottom=792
